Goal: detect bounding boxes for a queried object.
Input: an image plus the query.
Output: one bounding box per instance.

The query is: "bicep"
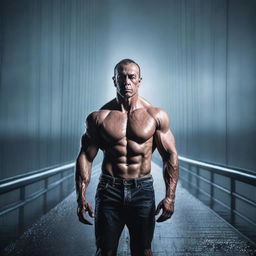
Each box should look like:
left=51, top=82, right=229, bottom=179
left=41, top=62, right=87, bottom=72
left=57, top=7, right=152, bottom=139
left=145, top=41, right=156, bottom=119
left=154, top=109, right=177, bottom=159
left=79, top=133, right=99, bottom=162
left=154, top=129, right=177, bottom=160
left=78, top=112, right=100, bottom=162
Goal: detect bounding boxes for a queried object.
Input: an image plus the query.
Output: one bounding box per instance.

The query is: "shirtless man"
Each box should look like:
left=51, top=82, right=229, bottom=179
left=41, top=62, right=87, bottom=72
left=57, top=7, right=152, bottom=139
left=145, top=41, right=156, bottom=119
left=75, top=59, right=179, bottom=256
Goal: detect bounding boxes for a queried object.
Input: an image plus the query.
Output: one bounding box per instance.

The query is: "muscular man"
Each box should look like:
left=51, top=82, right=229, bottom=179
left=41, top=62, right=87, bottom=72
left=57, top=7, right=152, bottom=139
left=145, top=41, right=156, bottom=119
left=75, top=59, right=179, bottom=256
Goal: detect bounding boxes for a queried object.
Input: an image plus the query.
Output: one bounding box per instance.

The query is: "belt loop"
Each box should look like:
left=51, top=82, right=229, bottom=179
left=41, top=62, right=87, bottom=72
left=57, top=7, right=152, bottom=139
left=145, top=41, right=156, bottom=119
left=134, top=178, right=137, bottom=188
left=112, top=176, right=115, bottom=186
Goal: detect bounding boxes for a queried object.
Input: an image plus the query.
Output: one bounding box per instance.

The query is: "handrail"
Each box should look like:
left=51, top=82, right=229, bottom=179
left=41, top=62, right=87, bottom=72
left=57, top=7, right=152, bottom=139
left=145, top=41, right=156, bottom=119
left=0, top=162, right=72, bottom=184
left=0, top=162, right=103, bottom=195
left=178, top=156, right=256, bottom=184
left=0, top=161, right=102, bottom=249
left=0, top=162, right=102, bottom=215
left=0, top=162, right=75, bottom=194
left=178, top=155, right=256, bottom=246
left=0, top=173, right=74, bottom=216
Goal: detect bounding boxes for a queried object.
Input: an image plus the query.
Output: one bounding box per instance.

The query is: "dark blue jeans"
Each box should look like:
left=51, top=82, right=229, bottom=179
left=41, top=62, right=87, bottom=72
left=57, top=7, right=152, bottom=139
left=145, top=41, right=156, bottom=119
left=95, top=173, right=156, bottom=255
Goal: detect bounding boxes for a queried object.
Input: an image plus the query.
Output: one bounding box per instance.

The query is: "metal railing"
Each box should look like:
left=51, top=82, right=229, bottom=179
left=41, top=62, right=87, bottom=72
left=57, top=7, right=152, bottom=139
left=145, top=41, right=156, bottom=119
left=1, top=156, right=256, bottom=245
left=0, top=161, right=103, bottom=250
left=179, top=156, right=256, bottom=184
left=178, top=156, right=256, bottom=244
left=0, top=162, right=76, bottom=233
left=0, top=163, right=75, bottom=194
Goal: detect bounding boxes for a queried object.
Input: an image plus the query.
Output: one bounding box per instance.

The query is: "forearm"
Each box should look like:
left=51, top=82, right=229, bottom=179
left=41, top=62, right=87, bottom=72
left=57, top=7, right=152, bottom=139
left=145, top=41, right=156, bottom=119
left=75, top=153, right=93, bottom=205
left=163, top=153, right=179, bottom=202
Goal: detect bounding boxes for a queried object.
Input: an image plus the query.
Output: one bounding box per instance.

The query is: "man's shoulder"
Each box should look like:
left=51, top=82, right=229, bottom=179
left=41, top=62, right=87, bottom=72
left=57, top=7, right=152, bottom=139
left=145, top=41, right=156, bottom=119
left=86, top=110, right=109, bottom=126
left=136, top=97, right=170, bottom=127
left=143, top=104, right=167, bottom=120
left=138, top=97, right=157, bottom=114
left=145, top=105, right=170, bottom=131
left=85, top=99, right=117, bottom=126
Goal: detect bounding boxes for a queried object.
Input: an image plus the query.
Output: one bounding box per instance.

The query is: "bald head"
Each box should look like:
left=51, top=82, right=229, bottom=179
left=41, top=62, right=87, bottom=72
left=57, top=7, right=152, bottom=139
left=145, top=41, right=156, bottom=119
left=113, top=59, right=141, bottom=78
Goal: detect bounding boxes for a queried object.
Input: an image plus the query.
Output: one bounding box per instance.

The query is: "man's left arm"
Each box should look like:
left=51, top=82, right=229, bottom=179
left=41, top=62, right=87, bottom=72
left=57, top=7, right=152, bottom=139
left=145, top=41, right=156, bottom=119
left=154, top=109, right=179, bottom=222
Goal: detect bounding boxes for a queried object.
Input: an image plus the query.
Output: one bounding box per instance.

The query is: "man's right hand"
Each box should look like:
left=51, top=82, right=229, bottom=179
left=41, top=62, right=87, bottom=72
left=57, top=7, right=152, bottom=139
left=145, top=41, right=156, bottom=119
left=77, top=201, right=94, bottom=225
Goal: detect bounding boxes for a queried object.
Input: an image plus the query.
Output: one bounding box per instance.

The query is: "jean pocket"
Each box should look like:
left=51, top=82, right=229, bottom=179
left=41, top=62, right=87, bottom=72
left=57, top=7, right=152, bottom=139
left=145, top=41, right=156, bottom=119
left=140, top=182, right=154, bottom=191
left=97, top=182, right=109, bottom=191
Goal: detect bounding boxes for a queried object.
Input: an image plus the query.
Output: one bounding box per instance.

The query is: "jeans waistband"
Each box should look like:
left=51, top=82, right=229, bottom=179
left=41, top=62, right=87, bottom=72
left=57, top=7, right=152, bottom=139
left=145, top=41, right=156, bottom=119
left=99, top=173, right=153, bottom=186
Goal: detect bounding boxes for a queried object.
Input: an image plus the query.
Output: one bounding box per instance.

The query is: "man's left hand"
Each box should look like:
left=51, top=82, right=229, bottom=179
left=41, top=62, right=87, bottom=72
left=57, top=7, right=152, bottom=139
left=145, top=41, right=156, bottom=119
left=155, top=197, right=174, bottom=222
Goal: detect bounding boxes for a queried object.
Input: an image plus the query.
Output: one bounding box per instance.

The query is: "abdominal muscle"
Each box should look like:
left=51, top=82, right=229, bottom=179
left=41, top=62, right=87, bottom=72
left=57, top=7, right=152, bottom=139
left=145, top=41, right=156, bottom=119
left=101, top=138, right=153, bottom=179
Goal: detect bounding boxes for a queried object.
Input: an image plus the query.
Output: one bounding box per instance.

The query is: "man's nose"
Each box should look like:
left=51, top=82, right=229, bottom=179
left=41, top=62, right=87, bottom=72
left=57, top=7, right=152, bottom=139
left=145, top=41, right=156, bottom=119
left=124, top=76, right=130, bottom=85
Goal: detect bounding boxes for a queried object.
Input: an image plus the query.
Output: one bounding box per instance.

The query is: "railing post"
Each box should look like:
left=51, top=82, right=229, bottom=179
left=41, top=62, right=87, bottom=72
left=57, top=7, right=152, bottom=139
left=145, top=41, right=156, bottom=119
left=210, top=172, right=214, bottom=209
left=43, top=178, right=48, bottom=214
left=230, top=178, right=235, bottom=225
left=196, top=166, right=199, bottom=197
left=188, top=164, right=191, bottom=190
left=19, top=186, right=25, bottom=234
left=60, top=172, right=64, bottom=200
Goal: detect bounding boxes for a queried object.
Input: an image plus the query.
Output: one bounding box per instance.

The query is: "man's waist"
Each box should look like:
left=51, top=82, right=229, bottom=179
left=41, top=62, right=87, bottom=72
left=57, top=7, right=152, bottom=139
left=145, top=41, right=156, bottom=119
left=99, top=173, right=153, bottom=186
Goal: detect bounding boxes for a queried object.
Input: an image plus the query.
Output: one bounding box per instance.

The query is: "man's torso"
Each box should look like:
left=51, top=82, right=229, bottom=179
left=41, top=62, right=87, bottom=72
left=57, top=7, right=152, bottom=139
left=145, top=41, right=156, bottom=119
left=90, top=98, right=161, bottom=178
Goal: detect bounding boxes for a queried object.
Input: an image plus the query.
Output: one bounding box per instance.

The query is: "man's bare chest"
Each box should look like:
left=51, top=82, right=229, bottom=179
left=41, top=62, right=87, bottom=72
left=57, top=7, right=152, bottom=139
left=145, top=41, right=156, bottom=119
left=99, top=110, right=157, bottom=143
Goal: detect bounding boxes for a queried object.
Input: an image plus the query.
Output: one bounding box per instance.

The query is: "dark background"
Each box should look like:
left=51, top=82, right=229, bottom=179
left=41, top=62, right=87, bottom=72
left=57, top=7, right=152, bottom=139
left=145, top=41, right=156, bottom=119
left=0, top=0, right=255, bottom=250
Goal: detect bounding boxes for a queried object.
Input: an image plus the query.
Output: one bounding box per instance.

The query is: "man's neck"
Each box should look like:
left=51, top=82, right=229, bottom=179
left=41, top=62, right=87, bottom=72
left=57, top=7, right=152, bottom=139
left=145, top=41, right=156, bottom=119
left=116, top=93, right=139, bottom=112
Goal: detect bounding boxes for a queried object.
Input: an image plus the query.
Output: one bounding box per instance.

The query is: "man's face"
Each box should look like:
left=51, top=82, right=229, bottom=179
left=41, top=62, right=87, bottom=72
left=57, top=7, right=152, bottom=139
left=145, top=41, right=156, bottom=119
left=113, top=63, right=141, bottom=98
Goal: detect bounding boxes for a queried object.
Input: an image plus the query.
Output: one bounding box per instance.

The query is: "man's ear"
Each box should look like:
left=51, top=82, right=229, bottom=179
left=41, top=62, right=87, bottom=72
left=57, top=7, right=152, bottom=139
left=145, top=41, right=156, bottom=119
left=112, top=76, right=117, bottom=87
left=138, top=77, right=142, bottom=87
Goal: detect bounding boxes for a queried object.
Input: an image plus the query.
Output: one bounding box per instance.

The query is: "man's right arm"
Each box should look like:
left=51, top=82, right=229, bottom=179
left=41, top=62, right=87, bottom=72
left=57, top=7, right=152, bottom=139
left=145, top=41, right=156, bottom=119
left=75, top=113, right=99, bottom=225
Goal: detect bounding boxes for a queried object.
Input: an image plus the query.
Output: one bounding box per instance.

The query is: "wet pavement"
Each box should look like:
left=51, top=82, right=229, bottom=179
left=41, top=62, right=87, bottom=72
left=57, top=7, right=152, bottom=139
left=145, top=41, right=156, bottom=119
left=2, top=162, right=256, bottom=256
